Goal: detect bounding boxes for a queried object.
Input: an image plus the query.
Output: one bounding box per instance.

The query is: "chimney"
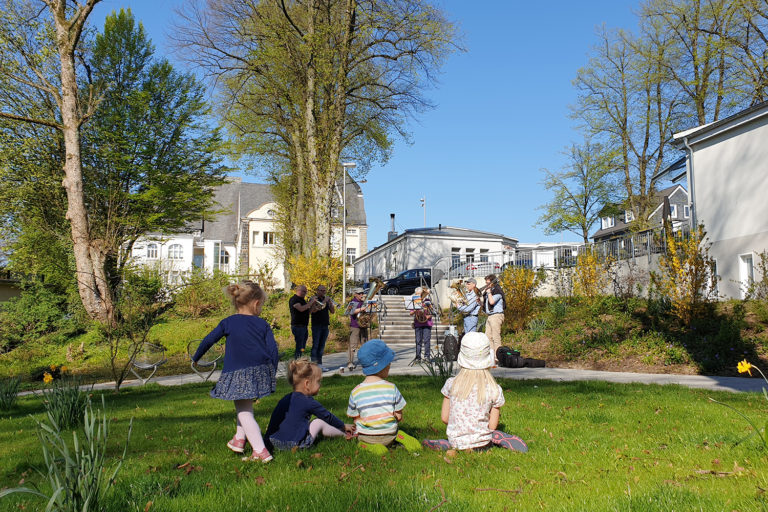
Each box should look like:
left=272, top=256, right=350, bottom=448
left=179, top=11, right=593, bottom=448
left=438, top=223, right=442, bottom=230
left=387, top=213, right=398, bottom=241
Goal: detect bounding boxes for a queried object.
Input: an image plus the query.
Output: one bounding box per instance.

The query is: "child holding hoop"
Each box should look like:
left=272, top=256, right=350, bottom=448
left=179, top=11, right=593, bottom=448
left=192, top=281, right=278, bottom=462
left=265, top=359, right=355, bottom=451
left=422, top=332, right=528, bottom=452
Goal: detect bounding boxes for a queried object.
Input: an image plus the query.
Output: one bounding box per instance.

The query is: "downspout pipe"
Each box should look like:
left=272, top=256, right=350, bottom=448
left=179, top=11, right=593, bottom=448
left=682, top=136, right=697, bottom=230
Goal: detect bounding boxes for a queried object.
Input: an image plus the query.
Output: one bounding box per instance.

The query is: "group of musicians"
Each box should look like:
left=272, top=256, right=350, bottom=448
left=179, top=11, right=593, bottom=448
left=291, top=273, right=505, bottom=369
left=455, top=275, right=505, bottom=363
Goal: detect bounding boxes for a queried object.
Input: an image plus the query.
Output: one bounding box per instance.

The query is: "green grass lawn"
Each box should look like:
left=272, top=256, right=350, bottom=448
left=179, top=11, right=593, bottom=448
left=1, top=376, right=767, bottom=511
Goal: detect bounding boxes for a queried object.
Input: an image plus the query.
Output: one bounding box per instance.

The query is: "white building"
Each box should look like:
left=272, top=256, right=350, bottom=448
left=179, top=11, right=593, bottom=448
left=130, top=177, right=367, bottom=289
left=661, top=100, right=768, bottom=298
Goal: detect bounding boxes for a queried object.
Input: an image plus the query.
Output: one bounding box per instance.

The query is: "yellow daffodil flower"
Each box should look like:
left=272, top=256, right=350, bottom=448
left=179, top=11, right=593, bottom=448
left=60, top=366, right=68, bottom=373
left=49, top=364, right=57, bottom=371
left=737, top=360, right=753, bottom=376
left=43, top=372, right=53, bottom=384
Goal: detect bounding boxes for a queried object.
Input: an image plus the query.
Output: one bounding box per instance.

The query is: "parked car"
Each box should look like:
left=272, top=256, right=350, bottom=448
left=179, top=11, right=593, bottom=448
left=382, top=268, right=432, bottom=295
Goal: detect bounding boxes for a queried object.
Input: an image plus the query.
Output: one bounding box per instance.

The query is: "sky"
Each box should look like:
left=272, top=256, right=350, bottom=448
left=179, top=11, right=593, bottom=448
left=91, top=0, right=643, bottom=249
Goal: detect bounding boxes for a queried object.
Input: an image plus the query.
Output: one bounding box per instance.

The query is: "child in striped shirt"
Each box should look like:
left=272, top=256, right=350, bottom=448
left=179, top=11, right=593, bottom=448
left=347, top=339, right=421, bottom=455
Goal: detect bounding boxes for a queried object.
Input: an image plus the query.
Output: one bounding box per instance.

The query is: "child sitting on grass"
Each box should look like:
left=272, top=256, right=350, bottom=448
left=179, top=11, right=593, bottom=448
left=266, top=359, right=355, bottom=451
left=347, top=339, right=421, bottom=455
left=423, top=332, right=528, bottom=452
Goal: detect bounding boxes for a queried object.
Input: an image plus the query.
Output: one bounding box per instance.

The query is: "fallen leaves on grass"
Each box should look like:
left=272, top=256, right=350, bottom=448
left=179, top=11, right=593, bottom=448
left=427, top=480, right=447, bottom=512
left=144, top=501, right=152, bottom=512
left=174, top=461, right=202, bottom=475
left=474, top=487, right=523, bottom=494
left=339, top=464, right=365, bottom=481
left=255, top=476, right=266, bottom=485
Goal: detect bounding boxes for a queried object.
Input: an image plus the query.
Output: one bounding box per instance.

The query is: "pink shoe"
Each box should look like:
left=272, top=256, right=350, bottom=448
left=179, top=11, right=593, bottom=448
left=242, top=448, right=273, bottom=463
left=227, top=437, right=246, bottom=453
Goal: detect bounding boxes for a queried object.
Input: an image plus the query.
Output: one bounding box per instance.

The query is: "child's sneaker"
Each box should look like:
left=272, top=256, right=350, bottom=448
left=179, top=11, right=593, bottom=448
left=227, top=437, right=246, bottom=453
left=395, top=430, right=422, bottom=452
left=422, top=439, right=451, bottom=451
left=242, top=448, right=273, bottom=463
left=491, top=430, right=528, bottom=453
left=359, top=441, right=388, bottom=456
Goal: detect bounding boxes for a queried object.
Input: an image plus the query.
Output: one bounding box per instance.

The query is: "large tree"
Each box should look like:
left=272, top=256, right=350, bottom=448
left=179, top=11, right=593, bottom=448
left=573, top=27, right=681, bottom=222
left=537, top=140, right=620, bottom=243
left=0, top=3, right=226, bottom=321
left=0, top=0, right=109, bottom=320
left=174, top=0, right=457, bottom=261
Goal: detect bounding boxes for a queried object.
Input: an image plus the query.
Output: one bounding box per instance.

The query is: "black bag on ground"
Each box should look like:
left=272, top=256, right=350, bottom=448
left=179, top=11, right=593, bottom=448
left=496, top=346, right=521, bottom=368
left=443, top=333, right=460, bottom=361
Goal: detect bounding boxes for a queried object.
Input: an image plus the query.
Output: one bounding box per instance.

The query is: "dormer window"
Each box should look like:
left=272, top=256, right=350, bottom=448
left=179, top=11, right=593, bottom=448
left=624, top=210, right=634, bottom=223
left=670, top=204, right=678, bottom=218
left=601, top=216, right=615, bottom=229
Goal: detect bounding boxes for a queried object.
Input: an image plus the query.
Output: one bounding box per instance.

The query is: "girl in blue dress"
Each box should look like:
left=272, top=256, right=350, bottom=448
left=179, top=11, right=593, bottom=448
left=193, top=281, right=278, bottom=462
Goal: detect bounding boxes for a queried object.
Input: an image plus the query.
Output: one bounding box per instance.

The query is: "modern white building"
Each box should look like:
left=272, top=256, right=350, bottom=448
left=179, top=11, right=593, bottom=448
left=660, top=100, right=768, bottom=298
left=130, top=177, right=367, bottom=289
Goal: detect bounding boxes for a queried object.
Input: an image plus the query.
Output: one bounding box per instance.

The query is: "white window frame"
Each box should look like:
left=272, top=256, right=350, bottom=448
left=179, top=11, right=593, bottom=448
left=167, top=244, right=183, bottom=260
left=670, top=204, right=678, bottom=218
left=625, top=210, right=634, bottom=223
left=739, top=252, right=755, bottom=299
left=346, top=247, right=356, bottom=264
left=146, top=243, right=158, bottom=259
left=219, top=248, right=230, bottom=266
left=601, top=216, right=615, bottom=229
left=683, top=205, right=690, bottom=219
left=263, top=232, right=276, bottom=245
left=346, top=227, right=357, bottom=236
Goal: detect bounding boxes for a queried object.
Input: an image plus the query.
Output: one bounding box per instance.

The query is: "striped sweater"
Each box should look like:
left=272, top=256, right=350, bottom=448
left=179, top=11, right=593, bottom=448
left=346, top=380, right=406, bottom=435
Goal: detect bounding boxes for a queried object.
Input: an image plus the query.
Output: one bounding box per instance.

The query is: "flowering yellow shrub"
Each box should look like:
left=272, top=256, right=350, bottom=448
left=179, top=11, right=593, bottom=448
left=499, top=266, right=546, bottom=332
left=286, top=249, right=343, bottom=297
left=573, top=249, right=609, bottom=300
left=651, top=226, right=718, bottom=326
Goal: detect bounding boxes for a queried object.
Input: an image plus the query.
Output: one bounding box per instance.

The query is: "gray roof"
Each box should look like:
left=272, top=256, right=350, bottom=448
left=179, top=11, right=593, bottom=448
left=403, top=226, right=517, bottom=242
left=591, top=185, right=687, bottom=240
left=201, top=177, right=366, bottom=243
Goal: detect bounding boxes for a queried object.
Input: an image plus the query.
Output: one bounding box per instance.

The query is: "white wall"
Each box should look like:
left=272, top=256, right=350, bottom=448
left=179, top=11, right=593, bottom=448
left=689, top=112, right=768, bottom=297
left=247, top=202, right=285, bottom=289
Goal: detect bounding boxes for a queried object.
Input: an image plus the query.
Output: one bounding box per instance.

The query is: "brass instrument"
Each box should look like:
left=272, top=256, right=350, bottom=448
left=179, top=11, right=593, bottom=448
left=448, top=280, right=469, bottom=307
left=357, top=277, right=384, bottom=328
left=413, top=287, right=432, bottom=323
left=308, top=295, right=326, bottom=313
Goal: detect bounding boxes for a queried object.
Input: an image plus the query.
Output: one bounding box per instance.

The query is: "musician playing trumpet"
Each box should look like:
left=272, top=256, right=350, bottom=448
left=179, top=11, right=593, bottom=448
left=309, top=284, right=335, bottom=366
left=408, top=287, right=433, bottom=362
left=456, top=278, right=481, bottom=334
left=482, top=274, right=505, bottom=363
left=346, top=288, right=368, bottom=371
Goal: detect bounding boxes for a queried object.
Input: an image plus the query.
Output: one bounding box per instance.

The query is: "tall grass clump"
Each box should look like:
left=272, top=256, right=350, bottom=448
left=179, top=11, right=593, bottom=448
left=0, top=396, right=132, bottom=511
left=0, top=376, right=21, bottom=410
left=42, top=377, right=90, bottom=429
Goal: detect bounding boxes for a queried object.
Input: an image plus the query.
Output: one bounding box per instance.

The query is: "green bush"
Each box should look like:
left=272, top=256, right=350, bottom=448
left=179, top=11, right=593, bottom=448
left=0, top=282, right=73, bottom=353
left=0, top=376, right=21, bottom=410
left=42, top=377, right=90, bottom=430
left=171, top=269, right=231, bottom=318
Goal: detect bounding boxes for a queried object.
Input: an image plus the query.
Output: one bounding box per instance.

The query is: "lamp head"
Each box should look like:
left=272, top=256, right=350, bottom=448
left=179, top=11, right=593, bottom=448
left=342, top=162, right=356, bottom=170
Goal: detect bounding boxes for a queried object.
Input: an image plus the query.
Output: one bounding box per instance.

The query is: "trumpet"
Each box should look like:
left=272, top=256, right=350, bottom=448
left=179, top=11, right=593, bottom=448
left=308, top=295, right=328, bottom=313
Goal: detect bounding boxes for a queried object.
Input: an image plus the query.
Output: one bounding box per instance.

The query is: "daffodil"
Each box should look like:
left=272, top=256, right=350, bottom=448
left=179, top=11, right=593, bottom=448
left=43, top=372, right=53, bottom=384
left=60, top=365, right=68, bottom=373
left=49, top=364, right=57, bottom=371
left=737, top=360, right=753, bottom=376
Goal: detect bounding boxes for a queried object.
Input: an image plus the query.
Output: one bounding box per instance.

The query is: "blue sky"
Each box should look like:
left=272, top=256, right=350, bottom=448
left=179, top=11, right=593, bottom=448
left=93, top=0, right=642, bottom=249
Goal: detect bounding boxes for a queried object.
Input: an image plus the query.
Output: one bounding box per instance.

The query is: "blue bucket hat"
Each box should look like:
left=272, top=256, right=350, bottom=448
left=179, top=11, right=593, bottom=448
left=358, top=339, right=394, bottom=376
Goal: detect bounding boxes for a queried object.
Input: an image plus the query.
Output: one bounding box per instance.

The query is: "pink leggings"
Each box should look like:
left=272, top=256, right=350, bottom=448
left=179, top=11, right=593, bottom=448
left=234, top=399, right=267, bottom=453
left=309, top=418, right=345, bottom=439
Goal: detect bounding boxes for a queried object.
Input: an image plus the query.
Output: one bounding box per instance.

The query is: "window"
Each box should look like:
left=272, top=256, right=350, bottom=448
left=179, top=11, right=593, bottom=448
left=252, top=231, right=259, bottom=246
left=168, top=244, right=183, bottom=260
left=684, top=205, right=690, bottom=218
left=346, top=248, right=356, bottom=264
left=263, top=232, right=276, bottom=245
left=740, top=254, right=754, bottom=298
left=601, top=216, right=615, bottom=229
left=266, top=209, right=275, bottom=218
left=219, top=249, right=230, bottom=266
left=670, top=204, right=678, bottom=218
left=146, top=243, right=158, bottom=259
left=466, top=249, right=475, bottom=264
left=625, top=210, right=634, bottom=223
left=479, top=249, right=489, bottom=262
left=451, top=248, right=461, bottom=268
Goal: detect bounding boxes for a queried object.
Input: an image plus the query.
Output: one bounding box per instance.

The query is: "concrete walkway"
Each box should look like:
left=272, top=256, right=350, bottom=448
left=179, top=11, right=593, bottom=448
left=19, top=343, right=765, bottom=396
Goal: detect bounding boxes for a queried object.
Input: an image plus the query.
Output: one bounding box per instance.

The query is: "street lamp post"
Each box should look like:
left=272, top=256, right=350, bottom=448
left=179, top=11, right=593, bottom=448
left=341, top=162, right=356, bottom=304
left=420, top=196, right=426, bottom=227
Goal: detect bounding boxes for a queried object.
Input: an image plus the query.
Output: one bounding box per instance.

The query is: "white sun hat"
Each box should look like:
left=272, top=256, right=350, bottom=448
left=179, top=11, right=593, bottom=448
left=457, top=332, right=495, bottom=370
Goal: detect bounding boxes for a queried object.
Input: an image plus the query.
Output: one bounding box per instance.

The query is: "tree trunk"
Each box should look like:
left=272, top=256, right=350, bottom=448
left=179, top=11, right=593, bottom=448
left=51, top=0, right=112, bottom=323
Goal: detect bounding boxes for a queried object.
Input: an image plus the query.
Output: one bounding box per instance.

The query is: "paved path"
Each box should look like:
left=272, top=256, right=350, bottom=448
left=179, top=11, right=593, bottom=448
left=19, top=343, right=765, bottom=396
